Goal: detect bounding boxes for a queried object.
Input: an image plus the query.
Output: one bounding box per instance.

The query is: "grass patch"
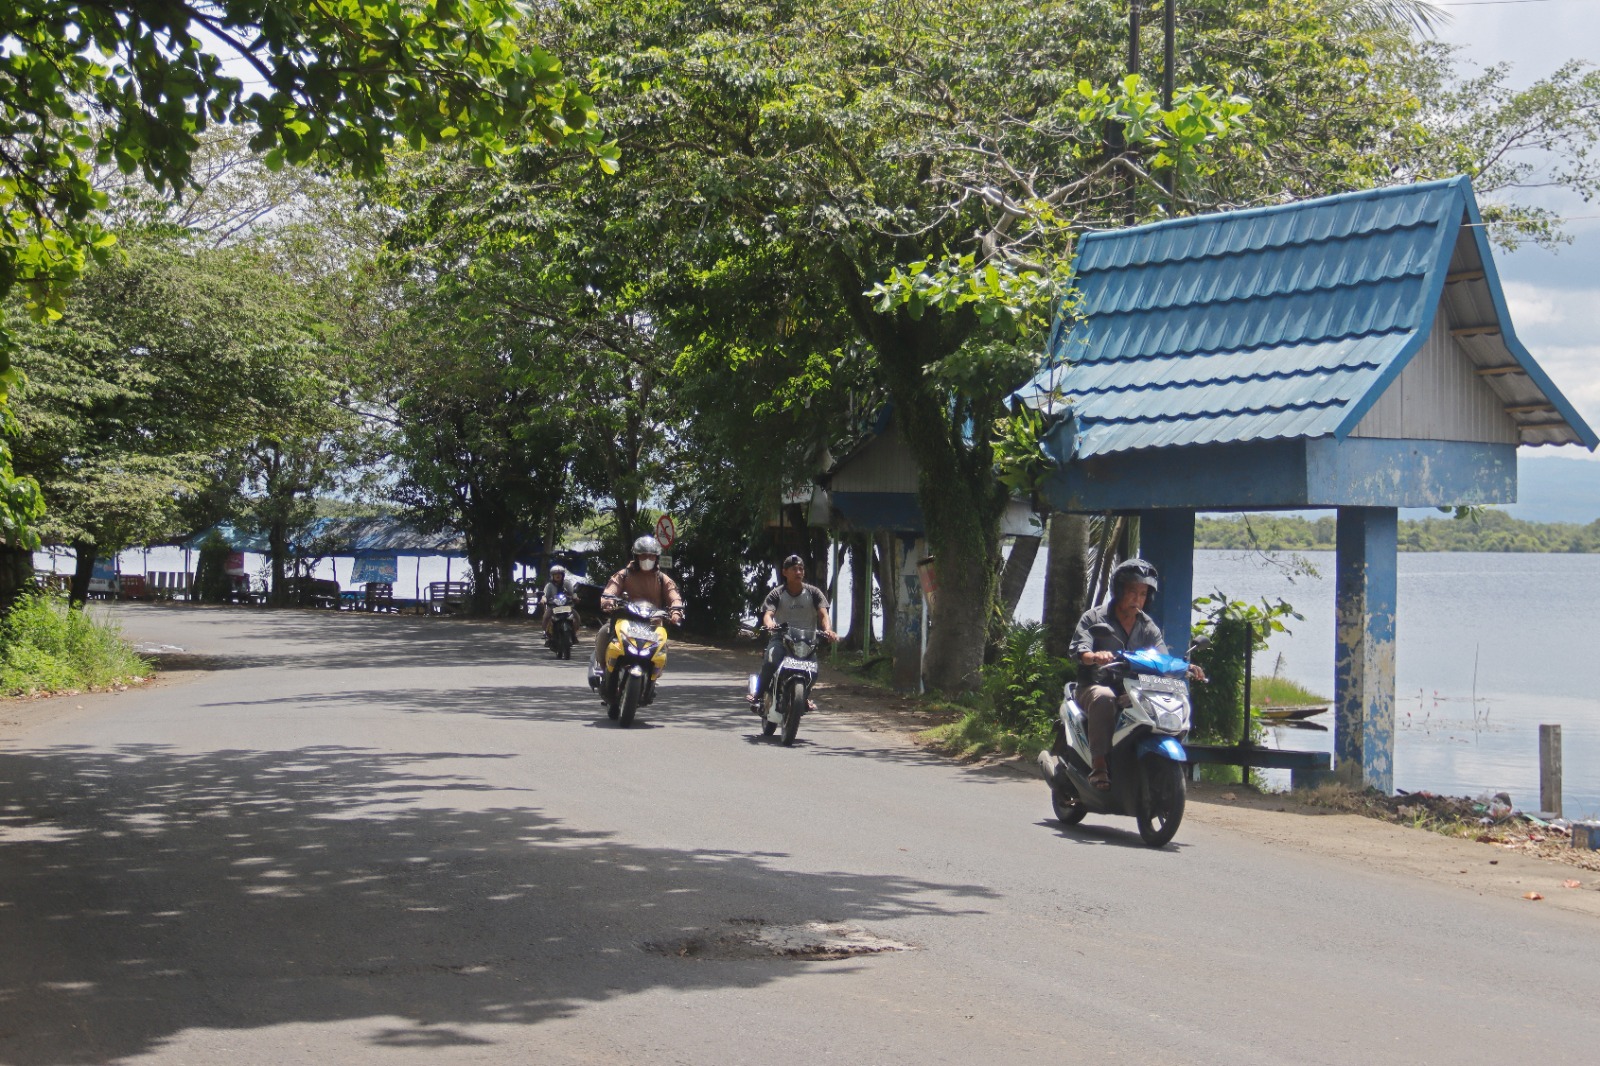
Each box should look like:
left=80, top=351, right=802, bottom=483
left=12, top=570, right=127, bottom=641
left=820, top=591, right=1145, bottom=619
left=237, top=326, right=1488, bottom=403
left=0, top=594, right=150, bottom=697
left=1253, top=674, right=1326, bottom=709
left=831, top=649, right=893, bottom=689
left=919, top=708, right=1048, bottom=760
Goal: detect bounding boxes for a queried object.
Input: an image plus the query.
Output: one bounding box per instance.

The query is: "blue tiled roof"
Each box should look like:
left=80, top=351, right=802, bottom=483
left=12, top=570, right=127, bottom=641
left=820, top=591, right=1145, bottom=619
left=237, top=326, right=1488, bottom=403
left=1016, top=177, right=1596, bottom=458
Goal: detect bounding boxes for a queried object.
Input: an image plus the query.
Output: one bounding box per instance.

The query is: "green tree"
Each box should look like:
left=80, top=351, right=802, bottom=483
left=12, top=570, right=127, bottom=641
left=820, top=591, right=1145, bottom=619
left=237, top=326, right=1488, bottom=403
left=9, top=235, right=329, bottom=602
left=0, top=0, right=607, bottom=560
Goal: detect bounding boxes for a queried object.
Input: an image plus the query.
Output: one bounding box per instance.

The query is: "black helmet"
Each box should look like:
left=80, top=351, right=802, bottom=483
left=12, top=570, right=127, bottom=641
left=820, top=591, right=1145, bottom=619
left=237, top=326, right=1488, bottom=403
left=632, top=534, right=662, bottom=556
left=1110, top=558, right=1159, bottom=600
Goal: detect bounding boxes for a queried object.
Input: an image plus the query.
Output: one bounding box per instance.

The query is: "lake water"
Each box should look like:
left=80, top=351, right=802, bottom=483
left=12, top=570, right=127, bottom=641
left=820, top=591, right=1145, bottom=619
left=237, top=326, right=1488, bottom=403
left=1016, top=550, right=1600, bottom=817
left=47, top=545, right=1600, bottom=815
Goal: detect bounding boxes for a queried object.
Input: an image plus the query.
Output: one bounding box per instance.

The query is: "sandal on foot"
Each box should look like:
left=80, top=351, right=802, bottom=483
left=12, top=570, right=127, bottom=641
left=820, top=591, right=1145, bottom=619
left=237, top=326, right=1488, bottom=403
left=1088, top=768, right=1111, bottom=791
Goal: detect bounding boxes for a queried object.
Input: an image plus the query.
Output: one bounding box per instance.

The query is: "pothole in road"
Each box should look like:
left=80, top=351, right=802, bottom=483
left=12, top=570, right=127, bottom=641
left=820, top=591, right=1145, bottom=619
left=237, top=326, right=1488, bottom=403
left=645, top=919, right=914, bottom=961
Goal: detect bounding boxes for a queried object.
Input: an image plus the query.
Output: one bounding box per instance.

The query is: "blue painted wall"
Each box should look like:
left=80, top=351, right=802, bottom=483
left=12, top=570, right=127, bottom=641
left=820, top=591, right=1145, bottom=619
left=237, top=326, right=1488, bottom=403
left=1039, top=436, right=1517, bottom=513
left=1139, top=510, right=1197, bottom=656
left=1334, top=507, right=1398, bottom=793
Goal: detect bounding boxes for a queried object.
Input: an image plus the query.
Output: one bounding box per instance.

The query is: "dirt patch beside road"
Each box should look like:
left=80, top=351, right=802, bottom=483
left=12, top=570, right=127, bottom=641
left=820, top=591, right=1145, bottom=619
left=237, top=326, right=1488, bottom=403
left=801, top=665, right=1600, bottom=919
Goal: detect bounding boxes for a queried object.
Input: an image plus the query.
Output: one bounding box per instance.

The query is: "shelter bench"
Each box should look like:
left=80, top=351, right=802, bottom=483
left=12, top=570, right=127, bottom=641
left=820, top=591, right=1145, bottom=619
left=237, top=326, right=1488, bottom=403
left=1182, top=744, right=1332, bottom=788
left=363, top=581, right=397, bottom=612
left=426, top=581, right=471, bottom=614
left=145, top=571, right=192, bottom=600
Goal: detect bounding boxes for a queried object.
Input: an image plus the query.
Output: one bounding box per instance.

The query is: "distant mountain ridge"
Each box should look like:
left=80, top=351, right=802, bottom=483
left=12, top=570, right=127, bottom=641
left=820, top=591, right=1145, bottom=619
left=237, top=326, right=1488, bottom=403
left=1501, top=456, right=1600, bottom=525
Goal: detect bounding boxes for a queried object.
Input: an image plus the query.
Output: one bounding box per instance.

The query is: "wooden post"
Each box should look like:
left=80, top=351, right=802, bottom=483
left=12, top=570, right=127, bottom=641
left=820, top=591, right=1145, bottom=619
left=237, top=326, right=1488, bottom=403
left=1540, top=724, right=1563, bottom=818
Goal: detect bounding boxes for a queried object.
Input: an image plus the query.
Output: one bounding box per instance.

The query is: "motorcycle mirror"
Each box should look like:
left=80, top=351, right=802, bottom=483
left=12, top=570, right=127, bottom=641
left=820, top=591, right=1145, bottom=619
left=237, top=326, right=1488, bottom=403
left=1189, top=636, right=1211, bottom=655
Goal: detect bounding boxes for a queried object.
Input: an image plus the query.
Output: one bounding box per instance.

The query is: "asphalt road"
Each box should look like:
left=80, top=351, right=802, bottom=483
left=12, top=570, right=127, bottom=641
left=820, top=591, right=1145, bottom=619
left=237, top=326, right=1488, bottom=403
left=0, top=605, right=1592, bottom=1065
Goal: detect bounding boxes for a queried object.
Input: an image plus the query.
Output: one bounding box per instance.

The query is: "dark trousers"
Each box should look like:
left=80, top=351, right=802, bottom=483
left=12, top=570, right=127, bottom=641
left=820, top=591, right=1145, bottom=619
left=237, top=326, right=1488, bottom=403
left=1077, top=684, right=1119, bottom=762
left=754, top=636, right=785, bottom=698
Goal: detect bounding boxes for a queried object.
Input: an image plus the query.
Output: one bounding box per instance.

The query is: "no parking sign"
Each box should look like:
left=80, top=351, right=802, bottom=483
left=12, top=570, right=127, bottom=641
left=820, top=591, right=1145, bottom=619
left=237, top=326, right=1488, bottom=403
left=654, top=514, right=676, bottom=550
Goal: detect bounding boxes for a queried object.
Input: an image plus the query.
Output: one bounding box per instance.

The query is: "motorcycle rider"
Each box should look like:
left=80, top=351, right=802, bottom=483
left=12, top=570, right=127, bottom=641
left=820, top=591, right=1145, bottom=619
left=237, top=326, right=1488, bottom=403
left=591, top=535, right=685, bottom=675
left=748, top=554, right=837, bottom=709
left=541, top=563, right=575, bottom=644
left=1068, top=558, right=1204, bottom=791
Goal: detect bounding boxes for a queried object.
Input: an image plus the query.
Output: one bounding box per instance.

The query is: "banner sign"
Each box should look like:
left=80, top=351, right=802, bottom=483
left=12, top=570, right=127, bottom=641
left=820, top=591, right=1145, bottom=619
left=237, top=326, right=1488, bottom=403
left=352, top=555, right=399, bottom=584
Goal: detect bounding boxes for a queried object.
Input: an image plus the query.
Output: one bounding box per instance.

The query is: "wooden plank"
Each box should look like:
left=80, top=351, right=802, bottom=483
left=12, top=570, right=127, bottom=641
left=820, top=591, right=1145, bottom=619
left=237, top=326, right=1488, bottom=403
left=1450, top=325, right=1501, bottom=337
left=1446, top=269, right=1486, bottom=283
left=1474, top=364, right=1524, bottom=376
left=1182, top=744, right=1331, bottom=771
left=1504, top=403, right=1556, bottom=414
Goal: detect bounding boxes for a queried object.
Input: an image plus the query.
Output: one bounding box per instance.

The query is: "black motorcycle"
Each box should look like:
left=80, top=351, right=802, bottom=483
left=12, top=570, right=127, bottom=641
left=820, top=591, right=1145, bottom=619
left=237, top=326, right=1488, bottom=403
left=751, top=623, right=825, bottom=746
left=546, top=591, right=577, bottom=660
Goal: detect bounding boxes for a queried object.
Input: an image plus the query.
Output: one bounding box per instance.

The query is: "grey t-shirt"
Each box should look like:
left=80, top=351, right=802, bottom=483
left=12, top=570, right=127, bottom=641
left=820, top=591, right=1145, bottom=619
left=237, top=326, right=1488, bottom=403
left=1069, top=602, right=1168, bottom=686
left=763, top=582, right=829, bottom=631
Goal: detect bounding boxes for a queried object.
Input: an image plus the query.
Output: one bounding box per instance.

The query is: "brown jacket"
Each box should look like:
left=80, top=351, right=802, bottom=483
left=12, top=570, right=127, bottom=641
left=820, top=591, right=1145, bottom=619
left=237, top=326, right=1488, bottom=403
left=602, top=564, right=684, bottom=610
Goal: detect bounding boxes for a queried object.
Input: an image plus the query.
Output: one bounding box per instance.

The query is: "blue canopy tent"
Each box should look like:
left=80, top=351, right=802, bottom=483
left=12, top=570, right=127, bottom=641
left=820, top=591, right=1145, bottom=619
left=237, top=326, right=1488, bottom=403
left=1016, top=176, right=1596, bottom=791
left=181, top=517, right=590, bottom=599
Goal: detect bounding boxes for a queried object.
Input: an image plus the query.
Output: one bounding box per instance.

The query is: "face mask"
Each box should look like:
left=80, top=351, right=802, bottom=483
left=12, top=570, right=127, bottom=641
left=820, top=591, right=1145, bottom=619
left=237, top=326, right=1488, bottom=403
left=638, top=558, right=656, bottom=571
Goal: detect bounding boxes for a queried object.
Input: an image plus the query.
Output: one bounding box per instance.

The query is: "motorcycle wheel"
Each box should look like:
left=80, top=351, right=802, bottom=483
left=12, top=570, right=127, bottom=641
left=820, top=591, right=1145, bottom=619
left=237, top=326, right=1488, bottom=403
left=618, top=673, right=644, bottom=728
left=780, top=680, right=805, bottom=746
left=1048, top=732, right=1087, bottom=825
left=1135, top=758, right=1186, bottom=847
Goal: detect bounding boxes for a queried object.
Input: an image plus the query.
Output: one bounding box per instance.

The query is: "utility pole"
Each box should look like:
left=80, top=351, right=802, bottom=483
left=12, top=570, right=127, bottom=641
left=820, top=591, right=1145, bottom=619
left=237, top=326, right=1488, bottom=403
left=1121, top=2, right=1141, bottom=225
left=1160, top=0, right=1177, bottom=203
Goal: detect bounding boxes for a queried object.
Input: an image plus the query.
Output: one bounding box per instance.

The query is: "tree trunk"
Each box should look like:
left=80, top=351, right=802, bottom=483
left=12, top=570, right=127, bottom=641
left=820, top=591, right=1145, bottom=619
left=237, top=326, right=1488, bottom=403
left=1043, top=513, right=1090, bottom=660
left=988, top=531, right=1042, bottom=661
left=843, top=534, right=872, bottom=652
left=69, top=540, right=96, bottom=608
left=886, top=381, right=1004, bottom=693
left=872, top=531, right=897, bottom=659
left=268, top=520, right=288, bottom=606
left=0, top=545, right=35, bottom=611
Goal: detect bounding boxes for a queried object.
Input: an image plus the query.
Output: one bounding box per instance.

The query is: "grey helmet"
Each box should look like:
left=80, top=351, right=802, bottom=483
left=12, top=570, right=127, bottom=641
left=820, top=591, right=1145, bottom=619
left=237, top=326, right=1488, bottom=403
left=1110, top=557, right=1159, bottom=600
left=631, top=534, right=662, bottom=557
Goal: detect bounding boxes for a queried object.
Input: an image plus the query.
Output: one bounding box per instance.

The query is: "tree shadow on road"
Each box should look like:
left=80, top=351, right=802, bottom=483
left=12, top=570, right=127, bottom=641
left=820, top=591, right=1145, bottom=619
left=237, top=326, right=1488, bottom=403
left=0, top=742, right=998, bottom=1064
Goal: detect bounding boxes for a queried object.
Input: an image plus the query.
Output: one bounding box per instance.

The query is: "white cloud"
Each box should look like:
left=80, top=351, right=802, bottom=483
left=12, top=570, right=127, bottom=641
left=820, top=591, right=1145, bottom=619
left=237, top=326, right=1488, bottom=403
left=1501, top=280, right=1564, bottom=328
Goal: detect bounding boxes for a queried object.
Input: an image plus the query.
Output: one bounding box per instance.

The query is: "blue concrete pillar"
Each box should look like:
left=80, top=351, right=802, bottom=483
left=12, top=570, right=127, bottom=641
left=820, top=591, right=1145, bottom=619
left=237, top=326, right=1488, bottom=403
left=1334, top=507, right=1397, bottom=793
left=1139, top=509, right=1196, bottom=657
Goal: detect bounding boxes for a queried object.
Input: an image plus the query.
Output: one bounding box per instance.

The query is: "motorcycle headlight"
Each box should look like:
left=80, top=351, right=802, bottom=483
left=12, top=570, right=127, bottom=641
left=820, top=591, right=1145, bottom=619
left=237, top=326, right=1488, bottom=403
left=1153, top=704, right=1188, bottom=732
left=626, top=620, right=658, bottom=641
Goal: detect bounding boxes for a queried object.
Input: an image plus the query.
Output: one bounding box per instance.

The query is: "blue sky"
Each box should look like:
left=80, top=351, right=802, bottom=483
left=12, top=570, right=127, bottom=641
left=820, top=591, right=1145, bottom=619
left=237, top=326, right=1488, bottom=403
left=1437, top=0, right=1600, bottom=458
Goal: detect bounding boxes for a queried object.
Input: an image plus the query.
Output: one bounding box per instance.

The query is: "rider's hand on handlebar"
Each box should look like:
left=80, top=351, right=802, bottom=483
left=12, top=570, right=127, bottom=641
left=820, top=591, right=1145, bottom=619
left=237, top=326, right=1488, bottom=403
left=1082, top=650, right=1116, bottom=666
left=1188, top=663, right=1207, bottom=682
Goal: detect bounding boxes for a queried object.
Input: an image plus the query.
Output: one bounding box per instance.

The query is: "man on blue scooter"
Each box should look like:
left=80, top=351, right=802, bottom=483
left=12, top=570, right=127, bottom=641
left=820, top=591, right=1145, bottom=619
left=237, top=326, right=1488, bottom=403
left=1069, top=559, right=1204, bottom=792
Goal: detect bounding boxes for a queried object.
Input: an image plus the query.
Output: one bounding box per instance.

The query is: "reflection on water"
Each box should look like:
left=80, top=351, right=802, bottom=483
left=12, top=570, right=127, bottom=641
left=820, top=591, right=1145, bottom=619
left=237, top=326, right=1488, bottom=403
left=1019, top=551, right=1600, bottom=815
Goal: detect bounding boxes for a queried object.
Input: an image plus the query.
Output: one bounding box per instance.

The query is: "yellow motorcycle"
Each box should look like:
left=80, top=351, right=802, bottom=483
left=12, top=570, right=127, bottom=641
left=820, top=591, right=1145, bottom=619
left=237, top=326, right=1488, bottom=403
left=591, top=597, right=674, bottom=727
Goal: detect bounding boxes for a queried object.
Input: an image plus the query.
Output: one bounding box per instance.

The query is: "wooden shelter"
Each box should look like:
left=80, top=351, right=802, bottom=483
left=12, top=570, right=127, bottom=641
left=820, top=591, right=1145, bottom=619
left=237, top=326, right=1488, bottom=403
left=1016, top=177, right=1597, bottom=791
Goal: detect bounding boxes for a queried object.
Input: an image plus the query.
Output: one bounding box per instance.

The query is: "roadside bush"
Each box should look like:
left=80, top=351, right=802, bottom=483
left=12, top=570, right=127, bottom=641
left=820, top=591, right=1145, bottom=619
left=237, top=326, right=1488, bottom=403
left=921, top=622, right=1070, bottom=758
left=982, top=621, right=1071, bottom=745
left=1190, top=592, right=1301, bottom=743
left=0, top=593, right=149, bottom=696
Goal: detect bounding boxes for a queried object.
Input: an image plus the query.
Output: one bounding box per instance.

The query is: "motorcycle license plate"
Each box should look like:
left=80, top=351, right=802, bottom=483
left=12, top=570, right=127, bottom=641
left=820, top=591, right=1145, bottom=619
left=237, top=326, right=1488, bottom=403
left=780, top=657, right=817, bottom=673
left=1137, top=675, right=1184, bottom=693
left=551, top=605, right=572, bottom=615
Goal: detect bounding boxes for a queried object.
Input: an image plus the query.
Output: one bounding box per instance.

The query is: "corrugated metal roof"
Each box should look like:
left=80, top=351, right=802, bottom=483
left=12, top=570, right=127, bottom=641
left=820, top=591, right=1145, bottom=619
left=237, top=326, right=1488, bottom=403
left=181, top=517, right=468, bottom=556
left=1017, top=177, right=1597, bottom=458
